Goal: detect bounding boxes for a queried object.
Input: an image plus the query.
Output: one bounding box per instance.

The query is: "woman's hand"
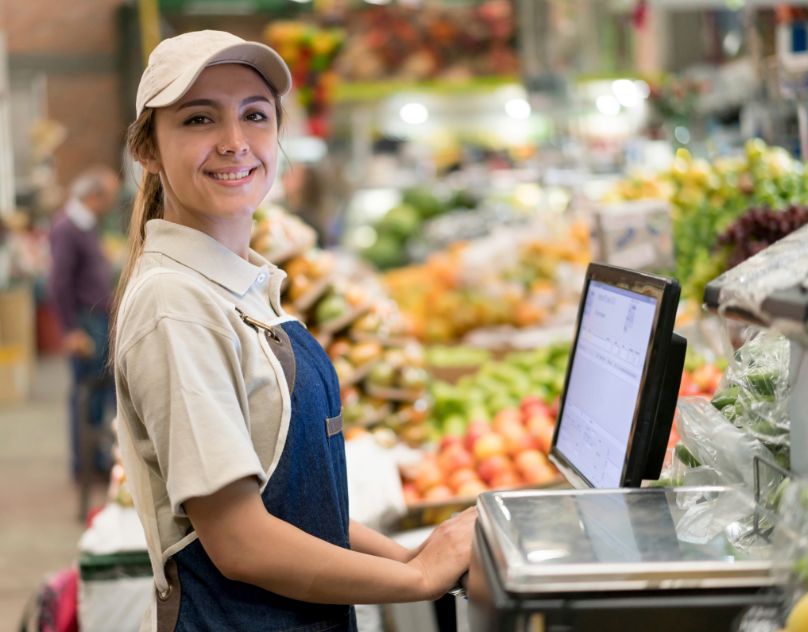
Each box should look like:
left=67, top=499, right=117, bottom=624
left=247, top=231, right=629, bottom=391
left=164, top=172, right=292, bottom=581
left=407, top=507, right=477, bottom=600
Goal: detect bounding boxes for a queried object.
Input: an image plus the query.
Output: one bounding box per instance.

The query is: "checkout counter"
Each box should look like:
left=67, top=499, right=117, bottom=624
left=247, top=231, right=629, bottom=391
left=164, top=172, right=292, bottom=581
left=460, top=256, right=808, bottom=632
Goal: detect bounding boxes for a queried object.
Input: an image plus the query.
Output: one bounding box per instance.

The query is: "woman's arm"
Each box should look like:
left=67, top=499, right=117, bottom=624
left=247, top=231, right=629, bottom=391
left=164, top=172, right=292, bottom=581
left=349, top=520, right=413, bottom=563
left=184, top=477, right=475, bottom=605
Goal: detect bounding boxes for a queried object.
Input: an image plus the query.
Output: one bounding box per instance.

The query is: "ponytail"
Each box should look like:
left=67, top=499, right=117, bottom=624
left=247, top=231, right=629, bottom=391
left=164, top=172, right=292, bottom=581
left=108, top=109, right=162, bottom=361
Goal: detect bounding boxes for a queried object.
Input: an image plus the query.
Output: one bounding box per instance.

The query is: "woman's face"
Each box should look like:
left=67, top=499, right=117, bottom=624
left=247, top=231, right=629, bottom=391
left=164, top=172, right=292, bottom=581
left=147, top=64, right=279, bottom=237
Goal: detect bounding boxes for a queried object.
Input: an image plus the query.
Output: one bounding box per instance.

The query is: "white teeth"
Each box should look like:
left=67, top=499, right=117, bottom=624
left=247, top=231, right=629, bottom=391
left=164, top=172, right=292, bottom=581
left=210, top=170, right=250, bottom=180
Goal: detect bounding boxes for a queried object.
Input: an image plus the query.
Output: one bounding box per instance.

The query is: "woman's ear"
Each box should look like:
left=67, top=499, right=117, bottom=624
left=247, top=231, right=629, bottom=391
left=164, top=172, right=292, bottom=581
left=140, top=153, right=161, bottom=175
left=135, top=141, right=161, bottom=175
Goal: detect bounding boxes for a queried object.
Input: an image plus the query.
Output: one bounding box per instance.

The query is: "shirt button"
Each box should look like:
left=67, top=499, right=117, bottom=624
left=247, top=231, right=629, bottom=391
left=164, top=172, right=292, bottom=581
left=257, top=274, right=266, bottom=283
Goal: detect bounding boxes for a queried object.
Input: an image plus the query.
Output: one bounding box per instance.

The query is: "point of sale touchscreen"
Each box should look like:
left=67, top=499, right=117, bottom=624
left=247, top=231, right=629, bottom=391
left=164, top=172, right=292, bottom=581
left=555, top=281, right=657, bottom=488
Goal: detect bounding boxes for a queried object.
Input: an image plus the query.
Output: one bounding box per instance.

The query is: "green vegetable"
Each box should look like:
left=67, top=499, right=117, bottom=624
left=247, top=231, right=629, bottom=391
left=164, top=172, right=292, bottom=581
left=711, top=386, right=740, bottom=411
left=746, top=368, right=778, bottom=401
left=795, top=556, right=808, bottom=586
left=675, top=443, right=701, bottom=468
left=749, top=419, right=787, bottom=438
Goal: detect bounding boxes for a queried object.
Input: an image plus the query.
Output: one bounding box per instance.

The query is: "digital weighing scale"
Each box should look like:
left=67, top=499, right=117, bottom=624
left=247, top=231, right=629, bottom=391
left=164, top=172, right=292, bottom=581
left=465, top=264, right=778, bottom=632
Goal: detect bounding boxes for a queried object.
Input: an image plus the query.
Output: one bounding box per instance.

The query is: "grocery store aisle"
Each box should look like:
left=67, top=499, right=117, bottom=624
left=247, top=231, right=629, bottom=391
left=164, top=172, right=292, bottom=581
left=0, top=356, right=106, bottom=628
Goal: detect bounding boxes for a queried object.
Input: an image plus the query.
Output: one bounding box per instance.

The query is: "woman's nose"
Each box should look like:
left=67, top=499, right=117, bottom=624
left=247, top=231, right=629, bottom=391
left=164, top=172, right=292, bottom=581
left=216, top=122, right=248, bottom=155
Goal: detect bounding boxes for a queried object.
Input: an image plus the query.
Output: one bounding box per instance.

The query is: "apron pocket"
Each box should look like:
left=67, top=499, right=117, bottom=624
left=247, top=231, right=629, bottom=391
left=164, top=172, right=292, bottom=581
left=325, top=412, right=343, bottom=438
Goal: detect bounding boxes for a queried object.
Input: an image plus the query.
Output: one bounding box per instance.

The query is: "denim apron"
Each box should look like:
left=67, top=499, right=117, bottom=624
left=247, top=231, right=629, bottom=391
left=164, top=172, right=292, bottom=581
left=157, top=317, right=357, bottom=632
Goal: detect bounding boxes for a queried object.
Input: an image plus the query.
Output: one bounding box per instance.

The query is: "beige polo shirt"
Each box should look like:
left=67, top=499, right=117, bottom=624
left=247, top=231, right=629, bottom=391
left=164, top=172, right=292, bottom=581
left=114, top=219, right=295, bottom=606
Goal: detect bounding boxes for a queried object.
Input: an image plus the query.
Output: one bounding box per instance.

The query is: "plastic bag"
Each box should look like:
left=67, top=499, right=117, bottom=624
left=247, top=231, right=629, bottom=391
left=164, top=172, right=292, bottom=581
left=676, top=397, right=778, bottom=492
left=710, top=330, right=791, bottom=469
left=673, top=485, right=757, bottom=545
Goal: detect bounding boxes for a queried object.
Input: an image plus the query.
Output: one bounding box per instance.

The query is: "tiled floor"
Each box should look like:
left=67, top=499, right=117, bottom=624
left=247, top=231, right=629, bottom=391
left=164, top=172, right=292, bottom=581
left=0, top=356, right=108, bottom=628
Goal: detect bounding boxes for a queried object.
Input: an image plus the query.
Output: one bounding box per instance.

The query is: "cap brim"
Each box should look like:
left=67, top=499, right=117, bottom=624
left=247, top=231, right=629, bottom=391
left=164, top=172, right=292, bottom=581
left=144, top=41, right=292, bottom=111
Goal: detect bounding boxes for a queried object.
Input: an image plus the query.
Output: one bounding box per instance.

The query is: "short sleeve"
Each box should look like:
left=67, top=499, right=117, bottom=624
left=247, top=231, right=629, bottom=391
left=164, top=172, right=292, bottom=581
left=120, top=314, right=266, bottom=517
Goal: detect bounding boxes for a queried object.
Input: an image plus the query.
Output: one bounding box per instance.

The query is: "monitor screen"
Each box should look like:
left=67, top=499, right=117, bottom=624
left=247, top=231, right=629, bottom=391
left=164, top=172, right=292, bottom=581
left=554, top=277, right=664, bottom=488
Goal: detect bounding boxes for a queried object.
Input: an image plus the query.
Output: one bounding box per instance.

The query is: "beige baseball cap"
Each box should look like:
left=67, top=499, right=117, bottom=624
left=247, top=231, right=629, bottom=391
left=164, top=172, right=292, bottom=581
left=135, top=30, right=292, bottom=117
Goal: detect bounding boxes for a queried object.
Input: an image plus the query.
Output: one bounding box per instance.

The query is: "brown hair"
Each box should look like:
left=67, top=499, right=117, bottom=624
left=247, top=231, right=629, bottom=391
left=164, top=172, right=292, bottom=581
left=108, top=79, right=284, bottom=361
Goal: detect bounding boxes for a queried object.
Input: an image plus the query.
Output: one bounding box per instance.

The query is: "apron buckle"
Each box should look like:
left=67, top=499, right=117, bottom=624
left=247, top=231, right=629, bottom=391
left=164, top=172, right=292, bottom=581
left=235, top=307, right=281, bottom=342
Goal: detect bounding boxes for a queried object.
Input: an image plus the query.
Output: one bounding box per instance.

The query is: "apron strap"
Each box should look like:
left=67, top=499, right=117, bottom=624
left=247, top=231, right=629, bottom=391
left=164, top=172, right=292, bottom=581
left=236, top=307, right=297, bottom=393
left=155, top=558, right=181, bottom=632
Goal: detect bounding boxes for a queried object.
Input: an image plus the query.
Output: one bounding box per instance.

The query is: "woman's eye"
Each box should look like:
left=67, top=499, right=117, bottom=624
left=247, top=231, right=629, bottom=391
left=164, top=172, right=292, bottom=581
left=184, top=115, right=212, bottom=125
left=245, top=111, right=269, bottom=122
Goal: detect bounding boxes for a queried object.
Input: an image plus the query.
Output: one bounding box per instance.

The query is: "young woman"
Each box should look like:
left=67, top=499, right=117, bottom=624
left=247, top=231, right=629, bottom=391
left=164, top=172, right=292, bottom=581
left=113, top=30, right=475, bottom=632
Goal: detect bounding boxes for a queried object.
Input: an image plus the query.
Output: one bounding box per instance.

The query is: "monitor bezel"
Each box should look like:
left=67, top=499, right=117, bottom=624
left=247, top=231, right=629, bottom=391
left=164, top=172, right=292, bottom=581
left=550, top=263, right=681, bottom=488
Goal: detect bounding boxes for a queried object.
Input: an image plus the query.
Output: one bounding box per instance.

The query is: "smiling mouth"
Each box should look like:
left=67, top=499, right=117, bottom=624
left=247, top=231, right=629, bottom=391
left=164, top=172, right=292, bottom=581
left=206, top=168, right=257, bottom=181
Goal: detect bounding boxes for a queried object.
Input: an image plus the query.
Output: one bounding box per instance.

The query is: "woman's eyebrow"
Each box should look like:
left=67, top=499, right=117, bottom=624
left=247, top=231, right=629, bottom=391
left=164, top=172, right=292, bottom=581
left=176, top=98, right=217, bottom=111
left=242, top=95, right=272, bottom=107
left=176, top=96, right=272, bottom=111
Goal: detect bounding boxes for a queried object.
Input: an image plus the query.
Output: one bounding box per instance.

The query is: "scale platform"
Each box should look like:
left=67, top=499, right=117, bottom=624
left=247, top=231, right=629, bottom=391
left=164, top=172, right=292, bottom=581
left=466, top=486, right=778, bottom=632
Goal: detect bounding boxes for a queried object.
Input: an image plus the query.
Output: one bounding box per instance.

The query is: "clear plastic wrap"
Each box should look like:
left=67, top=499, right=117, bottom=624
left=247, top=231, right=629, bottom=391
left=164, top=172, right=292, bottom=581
left=711, top=330, right=792, bottom=468
left=676, top=397, right=778, bottom=491
left=711, top=223, right=808, bottom=343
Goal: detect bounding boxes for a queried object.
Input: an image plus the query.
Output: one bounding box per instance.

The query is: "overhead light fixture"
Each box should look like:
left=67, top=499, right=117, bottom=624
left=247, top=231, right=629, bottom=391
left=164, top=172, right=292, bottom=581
left=595, top=94, right=621, bottom=117
left=611, top=79, right=643, bottom=108
left=400, top=102, right=429, bottom=125
left=674, top=126, right=691, bottom=145
left=504, top=98, right=531, bottom=120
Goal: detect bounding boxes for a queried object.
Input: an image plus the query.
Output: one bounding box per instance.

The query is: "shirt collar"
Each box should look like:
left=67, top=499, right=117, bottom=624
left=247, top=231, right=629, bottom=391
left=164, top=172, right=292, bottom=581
left=142, top=219, right=279, bottom=297
left=65, top=198, right=97, bottom=231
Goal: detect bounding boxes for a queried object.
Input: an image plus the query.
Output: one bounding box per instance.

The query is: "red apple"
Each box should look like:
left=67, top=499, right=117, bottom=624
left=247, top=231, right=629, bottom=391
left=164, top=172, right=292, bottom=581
left=534, top=423, right=555, bottom=455
left=548, top=395, right=561, bottom=420
left=439, top=434, right=463, bottom=452
left=456, top=479, right=488, bottom=499
left=414, top=461, right=444, bottom=495
left=514, top=449, right=548, bottom=475
left=402, top=482, right=421, bottom=505
left=448, top=467, right=480, bottom=492
left=477, top=454, right=513, bottom=484
left=520, top=395, right=545, bottom=410
left=501, top=425, right=537, bottom=456
left=520, top=462, right=556, bottom=485
left=464, top=420, right=491, bottom=452
left=525, top=411, right=554, bottom=438
left=438, top=443, right=474, bottom=475
left=492, top=408, right=522, bottom=433
left=473, top=433, right=507, bottom=462
left=423, top=485, right=454, bottom=502
left=489, top=470, right=522, bottom=490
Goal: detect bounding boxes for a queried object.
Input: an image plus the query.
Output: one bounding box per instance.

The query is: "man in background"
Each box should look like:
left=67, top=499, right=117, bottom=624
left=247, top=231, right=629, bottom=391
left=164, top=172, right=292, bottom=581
left=49, top=165, right=120, bottom=481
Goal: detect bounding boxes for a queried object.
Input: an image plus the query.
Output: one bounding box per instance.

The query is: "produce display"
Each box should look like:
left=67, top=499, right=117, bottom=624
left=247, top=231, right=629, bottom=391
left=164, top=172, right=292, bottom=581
left=429, top=343, right=569, bottom=440
left=262, top=21, right=344, bottom=137
left=361, top=187, right=476, bottom=270
left=334, top=1, right=517, bottom=83
left=668, top=140, right=808, bottom=301
left=716, top=204, right=808, bottom=269
left=601, top=172, right=672, bottom=203
left=399, top=342, right=569, bottom=505
left=401, top=395, right=561, bottom=505
left=384, top=219, right=590, bottom=342
left=251, top=210, right=431, bottom=446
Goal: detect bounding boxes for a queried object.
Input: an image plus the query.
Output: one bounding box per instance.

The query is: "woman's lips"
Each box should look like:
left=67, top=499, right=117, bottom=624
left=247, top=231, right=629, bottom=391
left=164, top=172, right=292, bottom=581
left=206, top=167, right=258, bottom=185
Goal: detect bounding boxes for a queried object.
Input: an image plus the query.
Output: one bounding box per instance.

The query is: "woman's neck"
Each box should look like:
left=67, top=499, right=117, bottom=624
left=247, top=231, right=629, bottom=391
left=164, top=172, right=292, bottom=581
left=162, top=206, right=252, bottom=260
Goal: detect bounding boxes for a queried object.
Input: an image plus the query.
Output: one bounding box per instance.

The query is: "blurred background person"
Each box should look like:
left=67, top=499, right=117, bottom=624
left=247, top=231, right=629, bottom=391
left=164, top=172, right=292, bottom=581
left=48, top=165, right=121, bottom=481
